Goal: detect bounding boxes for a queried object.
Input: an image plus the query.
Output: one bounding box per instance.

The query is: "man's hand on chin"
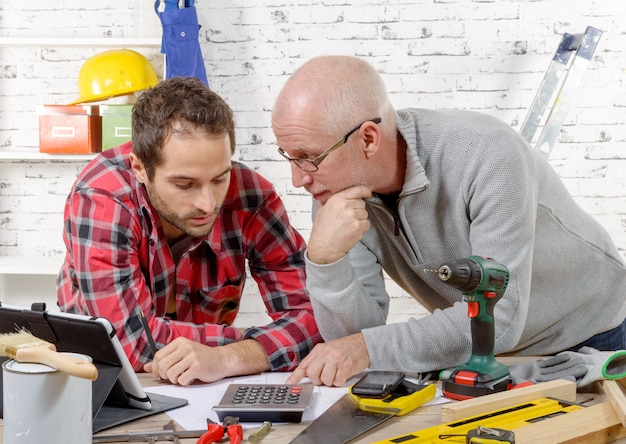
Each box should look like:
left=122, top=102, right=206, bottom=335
left=307, top=185, right=372, bottom=265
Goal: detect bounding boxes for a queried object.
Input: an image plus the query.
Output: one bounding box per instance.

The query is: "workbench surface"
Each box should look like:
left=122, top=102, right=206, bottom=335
left=3, top=368, right=626, bottom=443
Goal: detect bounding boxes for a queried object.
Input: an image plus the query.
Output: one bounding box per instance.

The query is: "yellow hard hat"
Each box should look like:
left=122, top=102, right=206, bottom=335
left=69, top=49, right=159, bottom=105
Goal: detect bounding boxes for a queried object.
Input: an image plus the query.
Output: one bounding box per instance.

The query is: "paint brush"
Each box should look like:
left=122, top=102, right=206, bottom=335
left=0, top=329, right=98, bottom=380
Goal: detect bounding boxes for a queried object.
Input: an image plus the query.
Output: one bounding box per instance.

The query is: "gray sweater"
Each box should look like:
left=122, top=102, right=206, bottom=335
left=306, top=108, right=626, bottom=372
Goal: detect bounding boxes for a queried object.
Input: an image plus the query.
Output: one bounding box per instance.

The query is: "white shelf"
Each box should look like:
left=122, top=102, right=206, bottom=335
left=0, top=150, right=96, bottom=161
left=0, top=256, right=63, bottom=275
left=0, top=37, right=161, bottom=47
left=0, top=256, right=63, bottom=311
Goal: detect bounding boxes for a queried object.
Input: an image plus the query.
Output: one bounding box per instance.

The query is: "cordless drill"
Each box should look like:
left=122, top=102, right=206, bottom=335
left=425, top=255, right=511, bottom=400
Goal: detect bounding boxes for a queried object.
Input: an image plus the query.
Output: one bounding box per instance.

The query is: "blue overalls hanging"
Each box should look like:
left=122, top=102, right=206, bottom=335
left=155, top=0, right=209, bottom=86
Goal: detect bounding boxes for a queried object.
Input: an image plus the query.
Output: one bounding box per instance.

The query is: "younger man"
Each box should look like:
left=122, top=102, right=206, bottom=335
left=58, top=77, right=321, bottom=385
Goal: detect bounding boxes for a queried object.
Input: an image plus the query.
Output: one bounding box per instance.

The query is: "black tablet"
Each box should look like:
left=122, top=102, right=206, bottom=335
left=0, top=303, right=187, bottom=432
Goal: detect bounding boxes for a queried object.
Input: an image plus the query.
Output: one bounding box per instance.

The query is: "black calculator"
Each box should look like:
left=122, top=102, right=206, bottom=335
left=212, top=383, right=315, bottom=423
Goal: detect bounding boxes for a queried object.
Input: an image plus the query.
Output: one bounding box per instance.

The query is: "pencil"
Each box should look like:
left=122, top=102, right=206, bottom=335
left=137, top=307, right=159, bottom=359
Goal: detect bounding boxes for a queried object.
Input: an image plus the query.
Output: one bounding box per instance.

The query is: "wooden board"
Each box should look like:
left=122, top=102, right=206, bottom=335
left=441, top=379, right=576, bottom=422
left=602, top=379, right=626, bottom=427
left=514, top=402, right=626, bottom=443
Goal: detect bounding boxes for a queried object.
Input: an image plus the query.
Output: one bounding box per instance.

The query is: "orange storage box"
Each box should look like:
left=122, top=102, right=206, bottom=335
left=38, top=105, right=102, bottom=154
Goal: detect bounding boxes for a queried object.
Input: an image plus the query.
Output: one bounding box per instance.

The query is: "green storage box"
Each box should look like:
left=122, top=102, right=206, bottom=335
left=101, top=104, right=133, bottom=150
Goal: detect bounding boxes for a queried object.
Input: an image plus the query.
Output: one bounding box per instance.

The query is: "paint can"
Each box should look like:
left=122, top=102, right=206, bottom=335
left=2, top=353, right=92, bottom=444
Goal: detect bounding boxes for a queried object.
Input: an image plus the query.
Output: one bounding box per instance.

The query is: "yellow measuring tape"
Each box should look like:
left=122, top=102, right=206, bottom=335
left=373, top=397, right=584, bottom=444
left=349, top=382, right=436, bottom=416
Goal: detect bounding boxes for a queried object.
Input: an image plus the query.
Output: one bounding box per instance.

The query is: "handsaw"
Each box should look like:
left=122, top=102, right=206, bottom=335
left=289, top=379, right=436, bottom=444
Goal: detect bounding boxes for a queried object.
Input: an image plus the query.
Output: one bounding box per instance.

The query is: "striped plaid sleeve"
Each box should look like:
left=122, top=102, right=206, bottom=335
left=237, top=176, right=322, bottom=371
left=62, top=188, right=156, bottom=370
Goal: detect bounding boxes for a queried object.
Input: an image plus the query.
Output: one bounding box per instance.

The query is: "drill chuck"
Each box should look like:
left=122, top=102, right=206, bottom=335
left=425, top=257, right=508, bottom=294
left=436, top=265, right=454, bottom=280
left=428, top=259, right=483, bottom=293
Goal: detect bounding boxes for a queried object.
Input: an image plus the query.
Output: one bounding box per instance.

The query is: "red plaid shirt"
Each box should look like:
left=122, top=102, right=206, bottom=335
left=57, top=142, right=321, bottom=371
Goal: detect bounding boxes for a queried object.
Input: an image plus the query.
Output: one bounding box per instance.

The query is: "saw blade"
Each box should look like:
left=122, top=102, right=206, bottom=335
left=289, top=393, right=395, bottom=444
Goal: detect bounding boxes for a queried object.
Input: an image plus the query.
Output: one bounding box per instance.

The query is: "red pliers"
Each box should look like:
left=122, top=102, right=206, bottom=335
left=197, top=416, right=243, bottom=444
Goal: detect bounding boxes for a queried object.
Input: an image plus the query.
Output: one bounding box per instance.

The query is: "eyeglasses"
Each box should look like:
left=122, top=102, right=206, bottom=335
left=277, top=117, right=382, bottom=172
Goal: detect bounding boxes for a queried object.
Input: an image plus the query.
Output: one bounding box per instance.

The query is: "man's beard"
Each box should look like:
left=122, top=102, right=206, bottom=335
left=144, top=181, right=219, bottom=239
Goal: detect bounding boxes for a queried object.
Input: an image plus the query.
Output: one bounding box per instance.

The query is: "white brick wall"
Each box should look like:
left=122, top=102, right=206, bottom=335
left=0, top=0, right=624, bottom=326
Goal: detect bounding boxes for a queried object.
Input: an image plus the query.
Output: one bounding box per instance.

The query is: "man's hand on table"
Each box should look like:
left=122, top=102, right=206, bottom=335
left=144, top=337, right=270, bottom=386
left=286, top=333, right=370, bottom=386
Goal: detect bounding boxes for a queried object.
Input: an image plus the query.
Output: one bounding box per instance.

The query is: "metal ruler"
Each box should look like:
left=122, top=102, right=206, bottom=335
left=373, top=397, right=584, bottom=444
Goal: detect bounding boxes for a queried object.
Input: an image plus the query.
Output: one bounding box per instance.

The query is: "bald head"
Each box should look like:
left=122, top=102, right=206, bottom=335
left=273, top=56, right=394, bottom=136
left=272, top=56, right=405, bottom=198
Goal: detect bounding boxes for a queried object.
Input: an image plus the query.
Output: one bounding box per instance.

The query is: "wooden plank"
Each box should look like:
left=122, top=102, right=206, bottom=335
left=514, top=402, right=626, bottom=443
left=602, top=380, right=626, bottom=427
left=440, top=379, right=576, bottom=422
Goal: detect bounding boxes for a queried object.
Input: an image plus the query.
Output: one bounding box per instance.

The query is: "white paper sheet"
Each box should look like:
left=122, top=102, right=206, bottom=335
left=145, top=373, right=448, bottom=431
left=144, top=372, right=350, bottom=430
